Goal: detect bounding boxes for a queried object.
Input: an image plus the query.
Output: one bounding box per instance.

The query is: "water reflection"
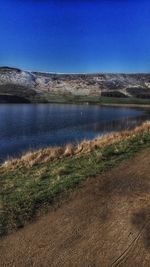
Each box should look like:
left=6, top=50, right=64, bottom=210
left=82, top=114, right=149, bottom=133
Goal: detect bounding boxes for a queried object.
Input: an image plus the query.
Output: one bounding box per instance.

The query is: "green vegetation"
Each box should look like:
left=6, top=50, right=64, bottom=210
left=99, top=96, right=150, bottom=105
left=0, top=84, right=48, bottom=103
left=0, top=124, right=150, bottom=236
left=0, top=83, right=150, bottom=105
left=43, top=93, right=150, bottom=106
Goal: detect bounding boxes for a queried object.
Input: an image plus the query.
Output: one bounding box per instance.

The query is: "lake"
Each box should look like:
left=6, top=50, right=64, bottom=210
left=0, top=104, right=149, bottom=162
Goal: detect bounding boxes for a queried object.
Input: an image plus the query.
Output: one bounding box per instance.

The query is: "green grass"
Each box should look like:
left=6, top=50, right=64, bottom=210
left=0, top=128, right=150, bottom=236
left=0, top=85, right=150, bottom=105
left=99, top=96, right=150, bottom=105
left=43, top=93, right=150, bottom=105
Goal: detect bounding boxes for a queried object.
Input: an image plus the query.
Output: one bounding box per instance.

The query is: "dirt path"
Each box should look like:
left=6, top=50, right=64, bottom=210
left=0, top=149, right=150, bottom=267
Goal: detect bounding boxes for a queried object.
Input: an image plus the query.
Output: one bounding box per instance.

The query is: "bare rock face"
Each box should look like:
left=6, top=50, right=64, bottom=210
left=0, top=67, right=150, bottom=102
left=0, top=67, right=35, bottom=87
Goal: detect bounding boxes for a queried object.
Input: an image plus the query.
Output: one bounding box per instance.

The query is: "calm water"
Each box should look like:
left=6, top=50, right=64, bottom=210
left=0, top=104, right=149, bottom=161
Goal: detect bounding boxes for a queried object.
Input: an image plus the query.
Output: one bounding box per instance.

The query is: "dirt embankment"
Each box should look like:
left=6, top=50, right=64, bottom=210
left=0, top=148, right=150, bottom=267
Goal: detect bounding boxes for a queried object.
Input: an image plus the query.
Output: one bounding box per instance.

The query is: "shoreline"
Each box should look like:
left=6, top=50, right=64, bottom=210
left=0, top=122, right=150, bottom=236
left=1, top=101, right=150, bottom=108
left=0, top=102, right=149, bottom=165
left=0, top=94, right=150, bottom=107
left=100, top=103, right=150, bottom=108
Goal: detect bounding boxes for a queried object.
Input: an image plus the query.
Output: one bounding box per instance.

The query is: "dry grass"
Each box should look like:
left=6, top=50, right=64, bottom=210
left=52, top=166, right=67, bottom=176
left=1, top=122, right=150, bottom=236
left=3, top=121, right=150, bottom=170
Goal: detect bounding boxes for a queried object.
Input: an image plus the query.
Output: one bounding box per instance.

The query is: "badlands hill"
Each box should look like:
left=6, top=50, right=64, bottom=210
left=0, top=67, right=150, bottom=103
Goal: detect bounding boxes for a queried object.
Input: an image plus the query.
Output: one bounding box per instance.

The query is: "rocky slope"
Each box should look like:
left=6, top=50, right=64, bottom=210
left=0, top=67, right=150, bottom=103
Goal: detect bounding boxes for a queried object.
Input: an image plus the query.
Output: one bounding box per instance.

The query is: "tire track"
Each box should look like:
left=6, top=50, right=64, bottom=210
left=110, top=220, right=149, bottom=267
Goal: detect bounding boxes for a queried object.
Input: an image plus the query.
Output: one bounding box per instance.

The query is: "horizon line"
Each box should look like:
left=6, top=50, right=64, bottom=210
left=1, top=65, right=150, bottom=75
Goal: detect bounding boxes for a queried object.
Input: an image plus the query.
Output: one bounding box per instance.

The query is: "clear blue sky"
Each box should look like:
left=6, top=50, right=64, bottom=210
left=0, top=0, right=150, bottom=73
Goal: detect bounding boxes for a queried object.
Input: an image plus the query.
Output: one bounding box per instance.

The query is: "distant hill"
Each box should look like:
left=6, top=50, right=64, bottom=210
left=0, top=67, right=150, bottom=103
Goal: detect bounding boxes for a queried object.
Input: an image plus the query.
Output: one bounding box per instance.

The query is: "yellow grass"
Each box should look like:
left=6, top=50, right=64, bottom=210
left=3, top=121, right=150, bottom=169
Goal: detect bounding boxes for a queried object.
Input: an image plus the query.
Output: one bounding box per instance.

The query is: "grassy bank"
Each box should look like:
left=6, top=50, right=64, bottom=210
left=0, top=86, right=150, bottom=106
left=43, top=93, right=150, bottom=106
left=0, top=123, right=150, bottom=236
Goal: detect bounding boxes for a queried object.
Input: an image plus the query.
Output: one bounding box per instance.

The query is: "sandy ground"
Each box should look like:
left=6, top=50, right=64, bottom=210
left=0, top=148, right=150, bottom=267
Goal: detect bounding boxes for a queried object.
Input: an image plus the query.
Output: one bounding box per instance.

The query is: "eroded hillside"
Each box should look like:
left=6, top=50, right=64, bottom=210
left=0, top=67, right=150, bottom=103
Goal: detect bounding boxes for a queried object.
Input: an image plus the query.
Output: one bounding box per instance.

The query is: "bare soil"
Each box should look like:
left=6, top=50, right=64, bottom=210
left=0, top=148, right=150, bottom=267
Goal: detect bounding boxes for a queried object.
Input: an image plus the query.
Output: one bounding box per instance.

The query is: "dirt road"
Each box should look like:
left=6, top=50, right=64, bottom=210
left=0, top=149, right=150, bottom=267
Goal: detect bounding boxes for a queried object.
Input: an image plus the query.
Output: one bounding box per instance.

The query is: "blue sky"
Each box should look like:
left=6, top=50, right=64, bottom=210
left=0, top=0, right=150, bottom=73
